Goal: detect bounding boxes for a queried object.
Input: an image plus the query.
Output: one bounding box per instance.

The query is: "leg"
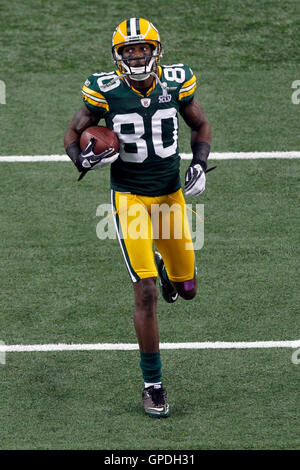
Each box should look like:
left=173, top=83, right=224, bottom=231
left=154, top=189, right=197, bottom=302
left=172, top=277, right=197, bottom=300
left=133, top=277, right=159, bottom=353
left=133, top=277, right=170, bottom=418
left=111, top=191, right=169, bottom=417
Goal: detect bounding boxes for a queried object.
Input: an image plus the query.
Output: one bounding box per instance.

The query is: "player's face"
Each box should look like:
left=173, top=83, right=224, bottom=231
left=121, top=43, right=153, bottom=67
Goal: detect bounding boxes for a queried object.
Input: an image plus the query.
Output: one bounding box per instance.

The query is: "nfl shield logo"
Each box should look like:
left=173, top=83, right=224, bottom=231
left=141, top=98, right=151, bottom=108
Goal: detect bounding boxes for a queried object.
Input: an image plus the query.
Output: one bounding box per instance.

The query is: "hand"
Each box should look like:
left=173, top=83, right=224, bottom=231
left=77, top=138, right=119, bottom=181
left=185, top=163, right=206, bottom=196
left=78, top=138, right=119, bottom=170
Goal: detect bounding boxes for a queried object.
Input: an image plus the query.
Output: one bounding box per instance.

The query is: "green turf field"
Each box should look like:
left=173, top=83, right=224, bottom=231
left=0, top=0, right=299, bottom=450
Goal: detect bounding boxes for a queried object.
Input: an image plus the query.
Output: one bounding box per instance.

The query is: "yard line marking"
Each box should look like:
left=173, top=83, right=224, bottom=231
left=0, top=340, right=299, bottom=352
left=0, top=155, right=70, bottom=162
left=0, top=151, right=300, bottom=162
left=180, top=151, right=300, bottom=160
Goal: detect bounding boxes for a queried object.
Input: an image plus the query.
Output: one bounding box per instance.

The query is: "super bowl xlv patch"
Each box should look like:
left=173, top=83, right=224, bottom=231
left=158, top=93, right=171, bottom=103
left=141, top=98, right=151, bottom=107
left=158, top=83, right=171, bottom=103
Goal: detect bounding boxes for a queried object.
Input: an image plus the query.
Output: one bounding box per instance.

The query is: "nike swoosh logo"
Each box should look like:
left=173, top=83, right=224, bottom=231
left=147, top=407, right=165, bottom=412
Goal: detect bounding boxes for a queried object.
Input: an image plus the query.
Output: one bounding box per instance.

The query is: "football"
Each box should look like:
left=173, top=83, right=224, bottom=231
left=80, top=126, right=119, bottom=154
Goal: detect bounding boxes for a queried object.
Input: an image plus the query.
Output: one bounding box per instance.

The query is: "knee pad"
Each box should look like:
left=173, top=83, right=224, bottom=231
left=176, top=278, right=197, bottom=300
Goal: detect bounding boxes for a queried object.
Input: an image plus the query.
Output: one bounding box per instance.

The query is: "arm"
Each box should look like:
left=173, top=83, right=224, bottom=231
left=180, top=97, right=212, bottom=169
left=64, top=105, right=118, bottom=178
left=180, top=98, right=213, bottom=196
left=64, top=105, right=101, bottom=168
left=64, top=104, right=101, bottom=148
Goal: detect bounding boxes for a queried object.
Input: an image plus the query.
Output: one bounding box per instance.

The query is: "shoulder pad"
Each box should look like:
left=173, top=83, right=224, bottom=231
left=92, top=71, right=123, bottom=94
left=161, top=65, right=197, bottom=103
left=161, top=64, right=195, bottom=87
left=82, top=73, right=110, bottom=113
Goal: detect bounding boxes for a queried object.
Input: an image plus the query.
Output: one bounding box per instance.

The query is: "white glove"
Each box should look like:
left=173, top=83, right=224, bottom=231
left=78, top=138, right=119, bottom=181
left=185, top=163, right=206, bottom=196
left=79, top=138, right=119, bottom=170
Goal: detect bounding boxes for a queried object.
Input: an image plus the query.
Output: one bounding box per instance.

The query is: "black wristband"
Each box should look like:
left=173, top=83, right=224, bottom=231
left=66, top=142, right=82, bottom=171
left=191, top=142, right=210, bottom=171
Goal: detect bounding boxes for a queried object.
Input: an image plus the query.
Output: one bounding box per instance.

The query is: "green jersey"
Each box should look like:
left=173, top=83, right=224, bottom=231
left=82, top=64, right=196, bottom=196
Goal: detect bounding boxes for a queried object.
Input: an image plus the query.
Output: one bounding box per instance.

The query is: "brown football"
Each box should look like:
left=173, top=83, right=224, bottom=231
left=80, top=126, right=119, bottom=154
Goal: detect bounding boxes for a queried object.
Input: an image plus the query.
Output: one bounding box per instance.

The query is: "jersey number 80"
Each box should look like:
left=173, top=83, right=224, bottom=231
left=112, top=108, right=178, bottom=162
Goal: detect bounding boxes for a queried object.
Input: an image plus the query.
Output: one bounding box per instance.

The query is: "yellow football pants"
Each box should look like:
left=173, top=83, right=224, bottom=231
left=111, top=189, right=195, bottom=283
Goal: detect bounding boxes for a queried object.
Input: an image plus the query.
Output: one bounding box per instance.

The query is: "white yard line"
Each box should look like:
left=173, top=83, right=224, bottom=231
left=0, top=151, right=300, bottom=162
left=180, top=151, right=300, bottom=160
left=0, top=340, right=299, bottom=352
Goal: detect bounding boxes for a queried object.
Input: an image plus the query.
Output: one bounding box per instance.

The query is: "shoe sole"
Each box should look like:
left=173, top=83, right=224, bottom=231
left=145, top=405, right=170, bottom=419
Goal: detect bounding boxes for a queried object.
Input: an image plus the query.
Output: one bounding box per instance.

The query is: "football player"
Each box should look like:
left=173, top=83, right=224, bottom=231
left=64, top=18, right=212, bottom=418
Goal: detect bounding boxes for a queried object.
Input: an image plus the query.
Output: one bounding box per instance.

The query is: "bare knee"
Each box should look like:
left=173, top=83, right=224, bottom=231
left=134, top=278, right=158, bottom=314
left=173, top=278, right=197, bottom=300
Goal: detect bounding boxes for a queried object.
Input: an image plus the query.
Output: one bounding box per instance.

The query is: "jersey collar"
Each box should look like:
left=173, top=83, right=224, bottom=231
left=116, top=66, right=162, bottom=97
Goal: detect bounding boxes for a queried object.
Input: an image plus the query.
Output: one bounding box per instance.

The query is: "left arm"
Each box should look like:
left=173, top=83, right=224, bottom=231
left=180, top=98, right=212, bottom=196
left=180, top=97, right=212, bottom=168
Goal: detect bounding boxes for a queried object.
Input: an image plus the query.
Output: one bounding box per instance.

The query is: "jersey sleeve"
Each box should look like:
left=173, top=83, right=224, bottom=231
left=178, top=65, right=197, bottom=106
left=81, top=74, right=109, bottom=116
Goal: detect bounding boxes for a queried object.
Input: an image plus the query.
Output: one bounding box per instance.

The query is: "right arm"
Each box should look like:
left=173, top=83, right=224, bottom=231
left=64, top=104, right=101, bottom=148
left=64, top=105, right=101, bottom=168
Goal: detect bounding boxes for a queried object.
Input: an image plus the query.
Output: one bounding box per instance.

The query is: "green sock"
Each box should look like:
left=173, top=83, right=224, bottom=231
left=139, top=351, right=162, bottom=383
